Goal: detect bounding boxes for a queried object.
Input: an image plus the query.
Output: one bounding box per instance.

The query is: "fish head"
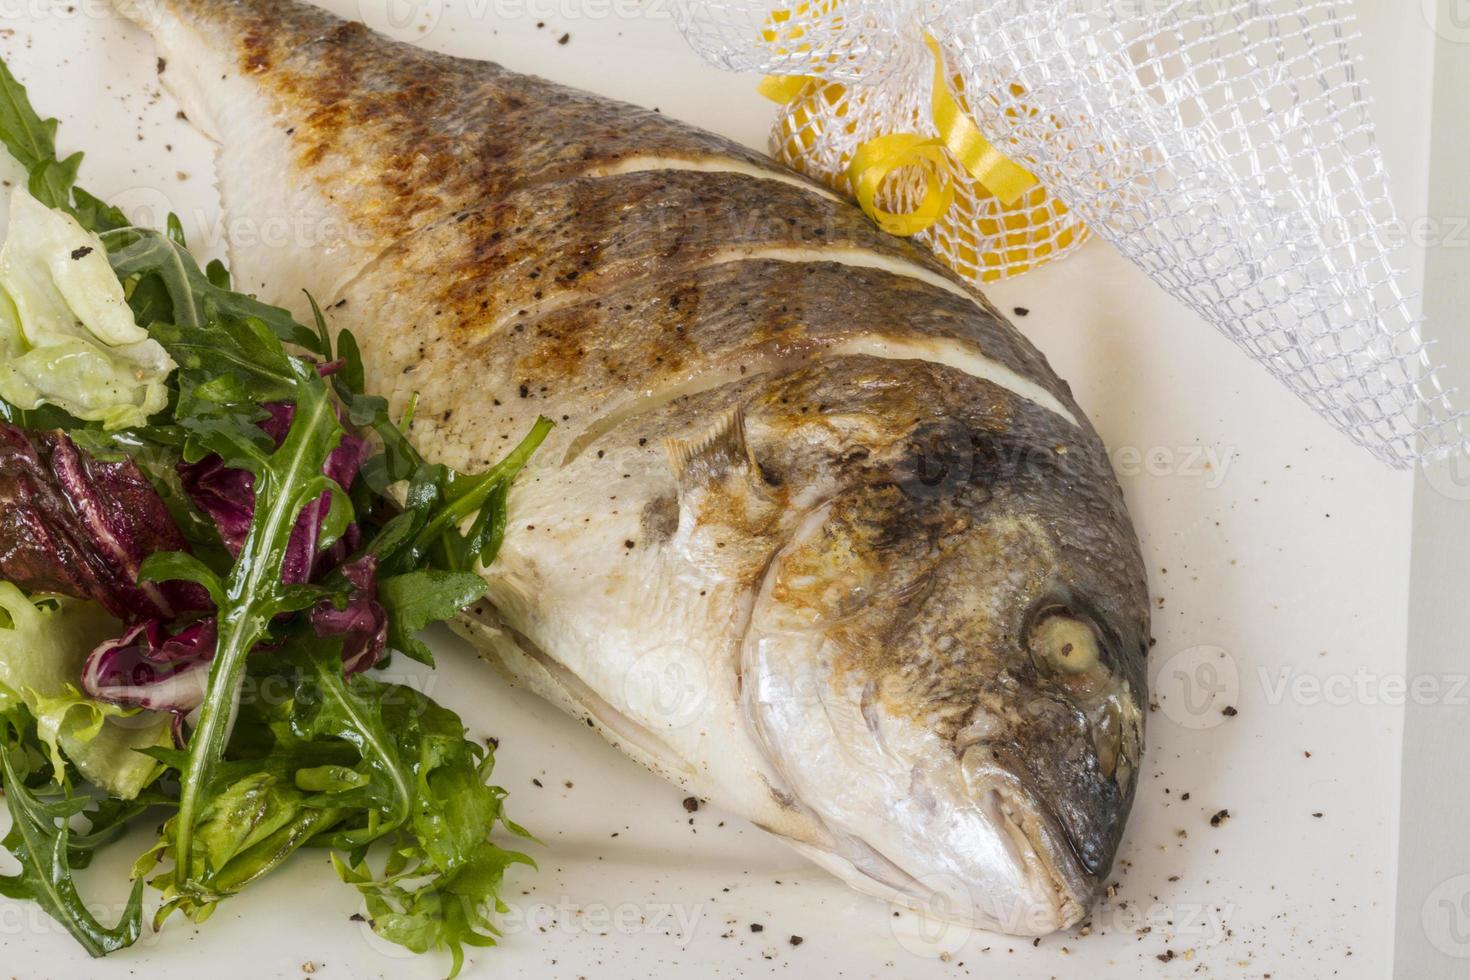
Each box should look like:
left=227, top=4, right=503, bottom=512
left=743, top=459, right=1148, bottom=935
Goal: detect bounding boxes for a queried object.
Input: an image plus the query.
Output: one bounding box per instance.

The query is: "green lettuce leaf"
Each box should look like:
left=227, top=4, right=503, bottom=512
left=0, top=583, right=170, bottom=798
left=0, top=188, right=175, bottom=428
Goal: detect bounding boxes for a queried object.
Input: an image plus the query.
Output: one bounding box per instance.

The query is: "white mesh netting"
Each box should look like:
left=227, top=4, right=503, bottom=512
left=672, top=0, right=1468, bottom=468
left=763, top=31, right=1092, bottom=284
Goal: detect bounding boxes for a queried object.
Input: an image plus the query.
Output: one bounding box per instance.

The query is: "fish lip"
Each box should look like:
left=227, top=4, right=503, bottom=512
left=965, top=759, right=1098, bottom=933
left=992, top=784, right=1096, bottom=930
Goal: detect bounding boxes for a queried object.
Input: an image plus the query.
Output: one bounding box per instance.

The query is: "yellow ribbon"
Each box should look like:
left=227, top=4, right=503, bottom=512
left=848, top=134, right=956, bottom=237
left=923, top=36, right=1037, bottom=207
left=759, top=1, right=841, bottom=60
left=760, top=31, right=1039, bottom=236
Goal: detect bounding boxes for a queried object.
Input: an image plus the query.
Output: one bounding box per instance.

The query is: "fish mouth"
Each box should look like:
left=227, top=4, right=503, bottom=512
left=807, top=776, right=1095, bottom=936
left=985, top=785, right=1094, bottom=932
left=961, top=756, right=1099, bottom=934
left=793, top=761, right=1099, bottom=936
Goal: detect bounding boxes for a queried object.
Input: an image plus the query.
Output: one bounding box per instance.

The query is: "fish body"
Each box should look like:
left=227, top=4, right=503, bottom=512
left=116, top=0, right=1150, bottom=935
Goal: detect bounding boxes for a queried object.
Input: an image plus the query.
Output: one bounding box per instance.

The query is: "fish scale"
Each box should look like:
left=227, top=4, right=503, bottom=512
left=117, top=0, right=1150, bottom=937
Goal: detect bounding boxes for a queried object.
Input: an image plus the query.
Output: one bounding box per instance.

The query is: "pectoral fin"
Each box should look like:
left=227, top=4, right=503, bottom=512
left=663, top=407, right=784, bottom=577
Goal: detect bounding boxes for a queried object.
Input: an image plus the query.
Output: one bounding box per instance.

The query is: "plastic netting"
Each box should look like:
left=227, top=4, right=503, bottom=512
left=672, top=0, right=1468, bottom=467
left=766, top=40, right=1091, bottom=284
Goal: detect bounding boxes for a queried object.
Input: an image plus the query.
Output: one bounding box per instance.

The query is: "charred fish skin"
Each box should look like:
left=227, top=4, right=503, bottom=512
left=116, top=0, right=1150, bottom=935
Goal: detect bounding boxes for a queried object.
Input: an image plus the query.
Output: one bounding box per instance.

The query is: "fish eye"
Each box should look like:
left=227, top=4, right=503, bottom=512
left=1025, top=605, right=1138, bottom=789
left=1027, top=609, right=1102, bottom=676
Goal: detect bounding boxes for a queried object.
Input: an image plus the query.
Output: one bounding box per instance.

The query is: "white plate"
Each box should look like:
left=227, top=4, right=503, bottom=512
left=0, top=2, right=1429, bottom=977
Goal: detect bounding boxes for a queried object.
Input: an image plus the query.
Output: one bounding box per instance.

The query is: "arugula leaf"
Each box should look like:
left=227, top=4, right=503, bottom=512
left=318, top=661, right=533, bottom=980
left=165, top=371, right=347, bottom=897
left=27, top=152, right=83, bottom=214
left=330, top=325, right=552, bottom=578
left=70, top=186, right=129, bottom=235
left=139, top=770, right=343, bottom=924
left=290, top=638, right=413, bottom=846
left=107, top=230, right=325, bottom=356
left=0, top=399, right=88, bottom=431
left=0, top=712, right=145, bottom=957
left=138, top=551, right=226, bottom=609
left=136, top=288, right=544, bottom=932
left=0, top=59, right=124, bottom=231
left=0, top=59, right=57, bottom=168
left=139, top=634, right=532, bottom=975
left=362, top=416, right=552, bottom=577
left=335, top=840, right=528, bottom=980
left=0, top=58, right=70, bottom=207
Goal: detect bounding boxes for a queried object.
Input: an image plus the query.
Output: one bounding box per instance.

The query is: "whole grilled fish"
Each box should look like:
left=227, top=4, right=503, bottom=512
left=117, top=0, right=1149, bottom=936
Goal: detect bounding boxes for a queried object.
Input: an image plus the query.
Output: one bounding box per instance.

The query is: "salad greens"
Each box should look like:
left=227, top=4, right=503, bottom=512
left=0, top=58, right=549, bottom=974
left=0, top=583, right=170, bottom=797
left=0, top=711, right=147, bottom=957
left=0, top=187, right=176, bottom=428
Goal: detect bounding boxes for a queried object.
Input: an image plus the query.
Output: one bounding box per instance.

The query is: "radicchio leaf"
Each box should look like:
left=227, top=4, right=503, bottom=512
left=0, top=422, right=209, bottom=620
left=179, top=403, right=370, bottom=585
left=89, top=406, right=375, bottom=723
left=309, top=555, right=387, bottom=675
left=175, top=454, right=253, bottom=557
left=80, top=618, right=216, bottom=716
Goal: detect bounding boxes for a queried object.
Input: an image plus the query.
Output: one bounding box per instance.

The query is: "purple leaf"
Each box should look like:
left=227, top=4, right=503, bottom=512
left=179, top=402, right=370, bottom=584
left=84, top=552, right=386, bottom=723
left=177, top=453, right=254, bottom=556
left=0, top=423, right=210, bottom=621
left=81, top=618, right=217, bottom=715
left=309, top=555, right=387, bottom=675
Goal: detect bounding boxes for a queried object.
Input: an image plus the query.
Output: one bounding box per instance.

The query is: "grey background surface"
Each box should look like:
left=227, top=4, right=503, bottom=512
left=1400, top=2, right=1470, bottom=977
